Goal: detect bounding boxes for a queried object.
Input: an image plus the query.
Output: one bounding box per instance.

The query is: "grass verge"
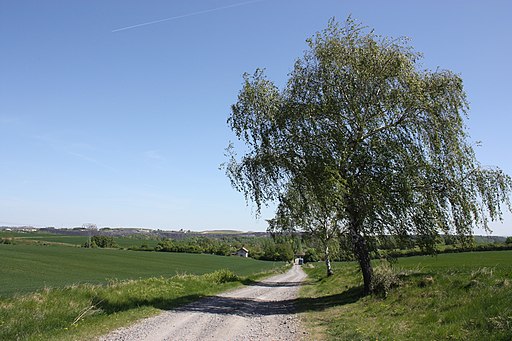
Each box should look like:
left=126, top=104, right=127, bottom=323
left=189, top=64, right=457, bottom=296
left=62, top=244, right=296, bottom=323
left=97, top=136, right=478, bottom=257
left=299, top=251, right=512, bottom=340
left=0, top=267, right=288, bottom=340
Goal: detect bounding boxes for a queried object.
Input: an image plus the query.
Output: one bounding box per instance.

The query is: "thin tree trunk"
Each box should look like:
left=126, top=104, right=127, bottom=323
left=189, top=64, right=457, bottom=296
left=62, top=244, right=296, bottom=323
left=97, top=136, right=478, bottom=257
left=350, top=225, right=373, bottom=295
left=325, top=244, right=334, bottom=276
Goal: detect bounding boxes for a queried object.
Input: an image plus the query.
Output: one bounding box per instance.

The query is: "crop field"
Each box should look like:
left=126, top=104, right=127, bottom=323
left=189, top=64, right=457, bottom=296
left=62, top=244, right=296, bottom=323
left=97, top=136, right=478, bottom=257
left=300, top=251, right=512, bottom=340
left=0, top=244, right=283, bottom=297
left=0, top=231, right=160, bottom=248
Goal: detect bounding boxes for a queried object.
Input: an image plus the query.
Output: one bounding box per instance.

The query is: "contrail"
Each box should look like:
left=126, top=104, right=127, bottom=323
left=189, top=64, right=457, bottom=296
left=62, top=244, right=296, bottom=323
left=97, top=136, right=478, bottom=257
left=112, top=0, right=267, bottom=33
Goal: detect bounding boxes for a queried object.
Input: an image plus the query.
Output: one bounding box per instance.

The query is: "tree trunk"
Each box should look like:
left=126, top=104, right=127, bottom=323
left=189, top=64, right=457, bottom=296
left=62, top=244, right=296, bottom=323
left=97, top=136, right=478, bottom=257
left=324, top=244, right=334, bottom=276
left=350, top=226, right=373, bottom=295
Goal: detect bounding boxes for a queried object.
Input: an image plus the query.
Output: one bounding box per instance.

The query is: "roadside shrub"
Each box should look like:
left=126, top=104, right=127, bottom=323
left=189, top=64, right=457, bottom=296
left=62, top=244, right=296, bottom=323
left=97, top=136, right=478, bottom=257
left=371, top=263, right=402, bottom=298
left=205, top=269, right=240, bottom=284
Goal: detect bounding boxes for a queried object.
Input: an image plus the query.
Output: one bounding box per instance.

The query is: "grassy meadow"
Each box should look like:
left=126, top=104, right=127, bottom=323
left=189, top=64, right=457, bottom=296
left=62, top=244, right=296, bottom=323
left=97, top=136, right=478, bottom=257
left=0, top=243, right=285, bottom=340
left=0, top=243, right=282, bottom=296
left=299, top=251, right=512, bottom=340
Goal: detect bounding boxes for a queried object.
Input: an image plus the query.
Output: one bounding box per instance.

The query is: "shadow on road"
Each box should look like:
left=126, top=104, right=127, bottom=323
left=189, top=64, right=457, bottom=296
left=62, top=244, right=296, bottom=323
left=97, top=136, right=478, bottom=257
left=175, top=286, right=362, bottom=317
left=241, top=278, right=307, bottom=288
left=94, top=293, right=207, bottom=314
left=95, top=277, right=363, bottom=317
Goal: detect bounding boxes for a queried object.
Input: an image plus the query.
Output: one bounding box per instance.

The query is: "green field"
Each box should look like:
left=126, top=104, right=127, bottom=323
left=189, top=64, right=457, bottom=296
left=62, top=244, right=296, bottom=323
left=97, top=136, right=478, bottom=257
left=0, top=244, right=283, bottom=297
left=300, top=251, right=512, bottom=340
left=0, top=231, right=160, bottom=248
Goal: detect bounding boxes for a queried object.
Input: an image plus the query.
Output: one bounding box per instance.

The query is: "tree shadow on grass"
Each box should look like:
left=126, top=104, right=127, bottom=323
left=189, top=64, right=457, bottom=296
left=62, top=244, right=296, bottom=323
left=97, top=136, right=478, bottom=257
left=295, top=286, right=363, bottom=313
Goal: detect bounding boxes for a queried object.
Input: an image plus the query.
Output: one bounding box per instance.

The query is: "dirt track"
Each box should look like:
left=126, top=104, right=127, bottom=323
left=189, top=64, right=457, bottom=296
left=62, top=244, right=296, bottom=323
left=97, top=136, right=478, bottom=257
left=99, top=265, right=307, bottom=341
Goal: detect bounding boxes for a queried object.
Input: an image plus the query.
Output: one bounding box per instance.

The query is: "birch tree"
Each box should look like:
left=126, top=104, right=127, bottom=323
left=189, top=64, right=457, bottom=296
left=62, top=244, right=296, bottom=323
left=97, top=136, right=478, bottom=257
left=225, top=18, right=512, bottom=294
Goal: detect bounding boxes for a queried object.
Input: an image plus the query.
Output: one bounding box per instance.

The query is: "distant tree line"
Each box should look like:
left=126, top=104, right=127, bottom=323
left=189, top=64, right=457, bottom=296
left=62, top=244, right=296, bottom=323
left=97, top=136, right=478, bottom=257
left=126, top=235, right=296, bottom=262
left=79, top=232, right=512, bottom=263
left=302, top=233, right=512, bottom=262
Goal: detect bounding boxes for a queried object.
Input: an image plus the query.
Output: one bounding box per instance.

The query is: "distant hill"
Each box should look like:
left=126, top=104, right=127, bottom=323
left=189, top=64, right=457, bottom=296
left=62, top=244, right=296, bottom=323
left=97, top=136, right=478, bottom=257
left=201, top=230, right=246, bottom=234
left=0, top=226, right=269, bottom=239
left=1, top=226, right=506, bottom=242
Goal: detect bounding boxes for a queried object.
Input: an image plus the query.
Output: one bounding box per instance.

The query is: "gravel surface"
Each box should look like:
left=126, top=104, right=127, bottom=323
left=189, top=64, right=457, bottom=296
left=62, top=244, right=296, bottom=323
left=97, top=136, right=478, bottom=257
left=99, top=265, right=307, bottom=341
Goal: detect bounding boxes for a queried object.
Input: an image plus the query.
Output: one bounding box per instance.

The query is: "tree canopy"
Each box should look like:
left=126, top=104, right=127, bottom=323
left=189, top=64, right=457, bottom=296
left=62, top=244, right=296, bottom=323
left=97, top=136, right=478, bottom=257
left=225, top=18, right=512, bottom=294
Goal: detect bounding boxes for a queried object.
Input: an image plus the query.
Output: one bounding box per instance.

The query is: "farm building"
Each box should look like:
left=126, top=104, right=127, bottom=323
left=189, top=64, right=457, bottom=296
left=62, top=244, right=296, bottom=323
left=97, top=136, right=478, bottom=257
left=234, top=247, right=249, bottom=257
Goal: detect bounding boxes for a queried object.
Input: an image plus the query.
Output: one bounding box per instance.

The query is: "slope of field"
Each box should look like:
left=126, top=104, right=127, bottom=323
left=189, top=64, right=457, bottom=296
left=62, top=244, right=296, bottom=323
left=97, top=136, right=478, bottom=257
left=0, top=244, right=283, bottom=297
left=299, top=251, right=512, bottom=340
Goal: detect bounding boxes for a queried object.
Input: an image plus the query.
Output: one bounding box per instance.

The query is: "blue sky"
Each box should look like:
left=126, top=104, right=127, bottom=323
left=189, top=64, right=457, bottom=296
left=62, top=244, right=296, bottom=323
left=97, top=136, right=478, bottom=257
left=1, top=0, right=511, bottom=234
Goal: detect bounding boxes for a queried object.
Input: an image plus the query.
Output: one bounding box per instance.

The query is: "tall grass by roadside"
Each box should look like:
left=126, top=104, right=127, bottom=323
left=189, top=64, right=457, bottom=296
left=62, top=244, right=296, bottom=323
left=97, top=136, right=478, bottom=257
left=299, top=251, right=512, bottom=340
left=0, top=268, right=286, bottom=341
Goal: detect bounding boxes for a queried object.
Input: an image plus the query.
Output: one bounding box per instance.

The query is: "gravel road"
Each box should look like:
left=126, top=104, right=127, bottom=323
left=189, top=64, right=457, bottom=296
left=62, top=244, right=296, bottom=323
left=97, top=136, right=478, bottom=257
left=99, top=265, right=307, bottom=341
